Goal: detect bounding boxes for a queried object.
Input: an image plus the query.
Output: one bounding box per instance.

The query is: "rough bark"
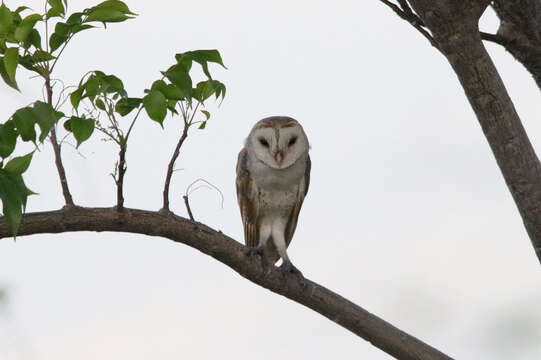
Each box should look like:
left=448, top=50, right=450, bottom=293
left=387, top=0, right=541, bottom=263
left=492, top=0, right=541, bottom=91
left=0, top=206, right=453, bottom=360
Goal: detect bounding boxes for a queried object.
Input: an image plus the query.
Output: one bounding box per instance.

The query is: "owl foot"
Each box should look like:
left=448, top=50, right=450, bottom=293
left=243, top=245, right=264, bottom=257
left=280, top=260, right=303, bottom=278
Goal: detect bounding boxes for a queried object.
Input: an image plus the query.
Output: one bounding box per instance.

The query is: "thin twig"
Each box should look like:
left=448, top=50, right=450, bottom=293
left=480, top=31, right=508, bottom=46
left=162, top=126, right=189, bottom=212
left=125, top=106, right=144, bottom=140
left=185, top=178, right=225, bottom=209
left=379, top=0, right=442, bottom=53
left=183, top=195, right=195, bottom=221
left=46, top=76, right=74, bottom=206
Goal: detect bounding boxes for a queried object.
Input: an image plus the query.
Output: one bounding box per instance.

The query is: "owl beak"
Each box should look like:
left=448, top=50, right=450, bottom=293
left=274, top=150, right=284, bottom=165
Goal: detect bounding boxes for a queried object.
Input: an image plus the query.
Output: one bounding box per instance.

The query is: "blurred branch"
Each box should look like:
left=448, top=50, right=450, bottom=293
left=0, top=207, right=452, bottom=360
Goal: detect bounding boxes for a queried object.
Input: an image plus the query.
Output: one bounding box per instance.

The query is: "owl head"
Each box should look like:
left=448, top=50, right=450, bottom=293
left=247, top=116, right=309, bottom=169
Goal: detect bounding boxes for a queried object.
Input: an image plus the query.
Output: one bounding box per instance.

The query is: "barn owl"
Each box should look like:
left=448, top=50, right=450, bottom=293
left=236, top=116, right=311, bottom=275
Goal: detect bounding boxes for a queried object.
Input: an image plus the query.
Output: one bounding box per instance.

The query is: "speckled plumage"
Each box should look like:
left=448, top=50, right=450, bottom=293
left=236, top=116, right=310, bottom=270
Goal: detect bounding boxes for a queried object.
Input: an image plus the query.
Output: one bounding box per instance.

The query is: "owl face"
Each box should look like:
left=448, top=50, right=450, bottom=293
left=248, top=117, right=309, bottom=169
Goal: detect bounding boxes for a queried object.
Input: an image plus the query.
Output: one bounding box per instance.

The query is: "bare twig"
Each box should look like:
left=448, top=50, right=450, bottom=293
left=379, top=0, right=441, bottom=52
left=185, top=178, right=224, bottom=209
left=45, top=77, right=74, bottom=206
left=162, top=126, right=189, bottom=212
left=182, top=195, right=195, bottom=221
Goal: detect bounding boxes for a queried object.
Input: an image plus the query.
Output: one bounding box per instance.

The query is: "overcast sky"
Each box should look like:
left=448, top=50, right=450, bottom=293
left=1, top=1, right=541, bottom=359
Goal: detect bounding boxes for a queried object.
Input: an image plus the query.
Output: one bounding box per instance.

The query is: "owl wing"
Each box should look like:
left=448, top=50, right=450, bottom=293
left=236, top=148, right=260, bottom=247
left=267, top=154, right=311, bottom=264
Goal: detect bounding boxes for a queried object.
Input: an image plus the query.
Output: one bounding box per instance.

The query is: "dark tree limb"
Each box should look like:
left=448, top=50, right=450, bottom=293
left=45, top=77, right=74, bottom=207
left=0, top=207, right=453, bottom=360
left=162, top=126, right=189, bottom=212
left=382, top=0, right=541, bottom=264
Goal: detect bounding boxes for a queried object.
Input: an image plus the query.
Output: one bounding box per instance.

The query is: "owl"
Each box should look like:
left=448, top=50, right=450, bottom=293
left=236, top=116, right=311, bottom=275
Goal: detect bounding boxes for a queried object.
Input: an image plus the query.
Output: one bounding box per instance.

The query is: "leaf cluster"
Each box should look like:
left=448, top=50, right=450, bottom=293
left=0, top=0, right=136, bottom=234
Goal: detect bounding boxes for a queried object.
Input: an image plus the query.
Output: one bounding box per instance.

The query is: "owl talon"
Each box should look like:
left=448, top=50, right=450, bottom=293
left=243, top=245, right=264, bottom=257
left=280, top=260, right=303, bottom=278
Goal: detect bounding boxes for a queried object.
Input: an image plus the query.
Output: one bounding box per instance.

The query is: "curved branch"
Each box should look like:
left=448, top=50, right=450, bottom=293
left=1, top=207, right=452, bottom=360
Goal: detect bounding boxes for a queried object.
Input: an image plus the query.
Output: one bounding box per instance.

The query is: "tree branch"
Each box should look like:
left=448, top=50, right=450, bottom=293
left=0, top=207, right=453, bottom=360
left=162, top=126, right=189, bottom=212
left=388, top=0, right=541, bottom=264
left=45, top=77, right=74, bottom=207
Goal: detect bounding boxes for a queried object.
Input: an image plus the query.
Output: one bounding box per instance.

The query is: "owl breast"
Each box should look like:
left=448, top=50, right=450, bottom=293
left=249, top=153, right=307, bottom=218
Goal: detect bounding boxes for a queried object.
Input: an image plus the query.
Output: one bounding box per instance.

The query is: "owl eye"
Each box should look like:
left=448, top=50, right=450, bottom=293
left=288, top=136, right=297, bottom=147
left=258, top=138, right=269, bottom=147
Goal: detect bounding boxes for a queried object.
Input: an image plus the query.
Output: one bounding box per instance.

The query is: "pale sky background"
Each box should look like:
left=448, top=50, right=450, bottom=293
left=1, top=1, right=541, bottom=359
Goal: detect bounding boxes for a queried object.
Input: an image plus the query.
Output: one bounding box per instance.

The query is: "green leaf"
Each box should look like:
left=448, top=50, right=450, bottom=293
left=70, top=87, right=84, bottom=110
left=164, top=65, right=192, bottom=99
left=0, top=4, right=14, bottom=35
left=0, top=58, right=19, bottom=90
left=104, top=74, right=124, bottom=93
left=95, top=98, right=106, bottom=110
left=33, top=101, right=60, bottom=142
left=64, top=116, right=95, bottom=147
left=71, top=24, right=94, bottom=34
left=47, top=0, right=66, bottom=18
left=4, top=151, right=33, bottom=174
left=14, top=14, right=42, bottom=42
left=32, top=50, right=55, bottom=62
left=151, top=80, right=184, bottom=100
left=84, top=75, right=100, bottom=101
left=201, top=110, right=210, bottom=120
left=49, top=33, right=68, bottom=52
left=15, top=6, right=30, bottom=14
left=198, top=110, right=210, bottom=129
left=183, top=49, right=227, bottom=79
left=174, top=53, right=193, bottom=72
left=115, top=97, right=141, bottom=116
left=66, top=12, right=84, bottom=25
left=166, top=99, right=178, bottom=115
left=0, top=169, right=33, bottom=236
left=54, top=22, right=70, bottom=36
left=12, top=107, right=37, bottom=142
left=84, top=9, right=133, bottom=23
left=143, top=89, right=166, bottom=125
left=3, top=47, right=18, bottom=83
left=0, top=121, right=17, bottom=158
left=25, top=29, right=41, bottom=49
left=92, top=1, right=137, bottom=15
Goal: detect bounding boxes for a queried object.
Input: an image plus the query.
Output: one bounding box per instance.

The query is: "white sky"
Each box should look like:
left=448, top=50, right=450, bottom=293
left=1, top=1, right=541, bottom=359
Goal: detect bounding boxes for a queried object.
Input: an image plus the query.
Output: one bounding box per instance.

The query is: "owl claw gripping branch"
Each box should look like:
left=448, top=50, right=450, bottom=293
left=236, top=116, right=311, bottom=277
